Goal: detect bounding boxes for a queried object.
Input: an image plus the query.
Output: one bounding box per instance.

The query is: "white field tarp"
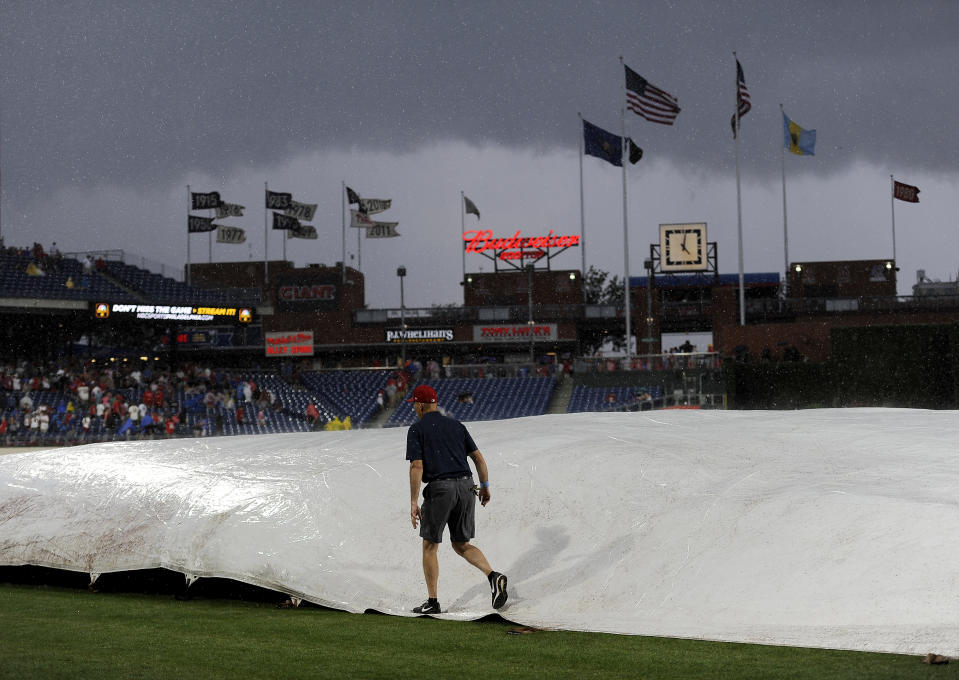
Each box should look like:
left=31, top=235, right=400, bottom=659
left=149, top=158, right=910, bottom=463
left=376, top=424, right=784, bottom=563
left=1, top=408, right=957, bottom=656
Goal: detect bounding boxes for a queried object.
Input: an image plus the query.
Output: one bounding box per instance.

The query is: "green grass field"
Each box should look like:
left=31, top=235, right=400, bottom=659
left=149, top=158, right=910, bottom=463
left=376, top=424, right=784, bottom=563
left=0, top=581, right=954, bottom=680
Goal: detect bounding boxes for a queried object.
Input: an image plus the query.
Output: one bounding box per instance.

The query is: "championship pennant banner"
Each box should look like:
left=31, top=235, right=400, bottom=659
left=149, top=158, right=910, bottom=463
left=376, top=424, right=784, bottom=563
left=366, top=223, right=399, bottom=238
left=216, top=226, right=246, bottom=244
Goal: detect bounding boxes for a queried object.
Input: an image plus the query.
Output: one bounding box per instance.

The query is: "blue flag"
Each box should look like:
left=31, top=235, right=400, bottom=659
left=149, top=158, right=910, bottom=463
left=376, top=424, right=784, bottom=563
left=583, top=119, right=642, bottom=166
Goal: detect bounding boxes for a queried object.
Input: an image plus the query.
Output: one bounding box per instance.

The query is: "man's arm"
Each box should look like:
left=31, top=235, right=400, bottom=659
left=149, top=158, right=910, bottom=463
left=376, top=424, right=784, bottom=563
left=409, top=459, right=423, bottom=527
left=467, top=449, right=491, bottom=507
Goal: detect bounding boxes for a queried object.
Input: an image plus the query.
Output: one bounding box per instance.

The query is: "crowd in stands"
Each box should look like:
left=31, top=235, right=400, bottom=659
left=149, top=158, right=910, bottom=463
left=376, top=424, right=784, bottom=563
left=0, top=358, right=366, bottom=446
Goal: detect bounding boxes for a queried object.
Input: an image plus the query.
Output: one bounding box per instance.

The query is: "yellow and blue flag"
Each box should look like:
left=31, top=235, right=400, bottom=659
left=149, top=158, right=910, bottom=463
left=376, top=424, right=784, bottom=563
left=783, top=112, right=816, bottom=155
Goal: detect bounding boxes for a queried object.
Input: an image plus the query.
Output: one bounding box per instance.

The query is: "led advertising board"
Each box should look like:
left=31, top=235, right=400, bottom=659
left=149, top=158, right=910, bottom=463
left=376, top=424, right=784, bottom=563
left=94, top=302, right=253, bottom=323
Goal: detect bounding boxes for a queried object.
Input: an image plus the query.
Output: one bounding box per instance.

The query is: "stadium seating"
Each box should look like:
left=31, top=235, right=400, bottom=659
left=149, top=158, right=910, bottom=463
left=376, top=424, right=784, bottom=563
left=1, top=372, right=557, bottom=446
left=102, top=261, right=256, bottom=304
left=385, top=376, right=555, bottom=427
left=299, top=370, right=391, bottom=428
left=0, top=252, right=134, bottom=301
left=566, top=385, right=664, bottom=413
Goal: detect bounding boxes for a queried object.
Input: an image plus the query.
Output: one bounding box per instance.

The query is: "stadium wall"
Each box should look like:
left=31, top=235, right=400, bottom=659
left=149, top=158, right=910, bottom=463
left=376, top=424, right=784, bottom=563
left=725, top=322, right=959, bottom=409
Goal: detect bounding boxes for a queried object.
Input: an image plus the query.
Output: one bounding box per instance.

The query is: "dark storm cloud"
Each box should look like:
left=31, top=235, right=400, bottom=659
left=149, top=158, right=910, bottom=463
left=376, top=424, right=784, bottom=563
left=2, top=0, right=957, bottom=199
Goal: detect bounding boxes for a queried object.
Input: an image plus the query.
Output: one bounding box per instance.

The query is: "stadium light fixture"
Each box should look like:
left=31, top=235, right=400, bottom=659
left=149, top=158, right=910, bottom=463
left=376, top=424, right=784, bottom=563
left=397, top=266, right=407, bottom=365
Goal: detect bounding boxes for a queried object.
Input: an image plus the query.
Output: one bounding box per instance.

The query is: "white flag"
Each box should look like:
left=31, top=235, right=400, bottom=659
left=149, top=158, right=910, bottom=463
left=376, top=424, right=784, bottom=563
left=365, top=222, right=400, bottom=238
left=216, top=226, right=246, bottom=244
left=285, top=199, right=317, bottom=222
left=358, top=197, right=391, bottom=214
left=350, top=209, right=376, bottom=228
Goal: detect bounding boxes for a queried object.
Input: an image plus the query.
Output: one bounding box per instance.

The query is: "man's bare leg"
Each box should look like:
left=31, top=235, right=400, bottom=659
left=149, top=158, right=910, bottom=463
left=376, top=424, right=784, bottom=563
left=422, top=539, right=440, bottom=598
left=451, top=540, right=492, bottom=576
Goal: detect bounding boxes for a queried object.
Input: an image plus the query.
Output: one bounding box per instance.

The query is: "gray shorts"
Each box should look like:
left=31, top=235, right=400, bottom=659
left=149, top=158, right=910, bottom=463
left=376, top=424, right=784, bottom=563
left=420, top=477, right=475, bottom=544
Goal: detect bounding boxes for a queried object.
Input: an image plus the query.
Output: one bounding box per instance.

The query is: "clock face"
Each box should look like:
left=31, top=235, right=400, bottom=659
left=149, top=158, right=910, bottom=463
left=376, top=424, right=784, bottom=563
left=660, top=223, right=707, bottom=271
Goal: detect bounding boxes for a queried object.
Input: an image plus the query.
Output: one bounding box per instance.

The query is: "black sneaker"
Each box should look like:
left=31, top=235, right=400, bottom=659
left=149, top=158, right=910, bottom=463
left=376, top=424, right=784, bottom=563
left=489, top=571, right=508, bottom=609
left=412, top=599, right=441, bottom=614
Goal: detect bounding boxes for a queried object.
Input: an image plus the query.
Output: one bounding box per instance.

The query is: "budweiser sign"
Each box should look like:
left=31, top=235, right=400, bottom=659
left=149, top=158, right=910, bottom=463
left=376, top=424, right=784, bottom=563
left=463, top=230, right=581, bottom=260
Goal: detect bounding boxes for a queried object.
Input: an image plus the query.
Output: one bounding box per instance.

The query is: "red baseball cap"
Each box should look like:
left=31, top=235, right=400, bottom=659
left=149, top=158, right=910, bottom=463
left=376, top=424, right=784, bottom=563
left=407, top=385, right=437, bottom=403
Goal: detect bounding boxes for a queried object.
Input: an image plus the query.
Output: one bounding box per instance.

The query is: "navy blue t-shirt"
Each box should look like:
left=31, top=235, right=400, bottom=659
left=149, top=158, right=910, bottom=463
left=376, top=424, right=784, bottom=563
left=406, top=411, right=478, bottom=482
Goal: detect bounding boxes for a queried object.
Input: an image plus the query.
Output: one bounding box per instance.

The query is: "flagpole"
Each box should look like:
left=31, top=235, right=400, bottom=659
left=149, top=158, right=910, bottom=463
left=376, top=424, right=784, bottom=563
left=208, top=205, right=214, bottom=263
left=578, top=112, right=587, bottom=298
left=186, top=185, right=192, bottom=286
left=734, top=51, right=745, bottom=327
left=619, top=57, right=632, bottom=367
left=890, top=174, right=897, bottom=263
left=341, top=181, right=347, bottom=283
left=780, top=103, right=789, bottom=297
left=357, top=209, right=362, bottom=272
left=282, top=204, right=288, bottom=263
left=264, top=181, right=269, bottom=285
left=460, top=190, right=466, bottom=285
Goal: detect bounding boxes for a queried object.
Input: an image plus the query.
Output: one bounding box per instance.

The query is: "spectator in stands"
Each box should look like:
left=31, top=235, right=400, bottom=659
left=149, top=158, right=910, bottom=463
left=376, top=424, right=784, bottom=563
left=638, top=391, right=653, bottom=411
left=385, top=376, right=398, bottom=407
left=8, top=411, right=21, bottom=441
left=305, top=402, right=320, bottom=427
left=29, top=409, right=41, bottom=441
left=39, top=407, right=50, bottom=437
left=127, top=401, right=140, bottom=433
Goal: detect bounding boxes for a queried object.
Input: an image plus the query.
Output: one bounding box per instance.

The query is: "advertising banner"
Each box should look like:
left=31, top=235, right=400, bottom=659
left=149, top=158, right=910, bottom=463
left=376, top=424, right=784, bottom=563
left=265, top=331, right=314, bottom=357
left=472, top=323, right=558, bottom=343
left=385, top=328, right=454, bottom=344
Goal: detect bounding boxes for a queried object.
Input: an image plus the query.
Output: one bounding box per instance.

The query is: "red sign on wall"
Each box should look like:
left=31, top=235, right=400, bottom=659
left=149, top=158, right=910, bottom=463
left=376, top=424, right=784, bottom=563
left=265, top=331, right=314, bottom=357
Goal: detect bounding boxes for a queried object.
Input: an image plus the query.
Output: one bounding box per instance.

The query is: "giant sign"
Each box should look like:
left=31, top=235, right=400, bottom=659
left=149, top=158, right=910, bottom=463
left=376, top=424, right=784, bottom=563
left=274, top=273, right=339, bottom=312
left=472, top=323, right=558, bottom=343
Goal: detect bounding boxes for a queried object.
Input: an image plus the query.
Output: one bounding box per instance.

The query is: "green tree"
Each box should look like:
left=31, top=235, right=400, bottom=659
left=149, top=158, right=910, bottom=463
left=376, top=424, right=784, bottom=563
left=580, top=265, right=626, bottom=354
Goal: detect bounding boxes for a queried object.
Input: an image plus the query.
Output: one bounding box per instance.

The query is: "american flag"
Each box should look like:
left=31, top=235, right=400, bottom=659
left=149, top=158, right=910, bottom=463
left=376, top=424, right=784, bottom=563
left=624, top=64, right=680, bottom=125
left=731, top=59, right=752, bottom=138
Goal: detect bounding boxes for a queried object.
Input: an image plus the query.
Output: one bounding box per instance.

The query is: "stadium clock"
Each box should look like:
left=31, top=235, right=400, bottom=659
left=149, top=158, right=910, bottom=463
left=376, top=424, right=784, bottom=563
left=660, top=223, right=707, bottom=272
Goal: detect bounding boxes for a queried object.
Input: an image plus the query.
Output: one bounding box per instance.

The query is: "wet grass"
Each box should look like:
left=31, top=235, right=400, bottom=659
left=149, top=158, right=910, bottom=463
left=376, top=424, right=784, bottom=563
left=2, top=581, right=954, bottom=680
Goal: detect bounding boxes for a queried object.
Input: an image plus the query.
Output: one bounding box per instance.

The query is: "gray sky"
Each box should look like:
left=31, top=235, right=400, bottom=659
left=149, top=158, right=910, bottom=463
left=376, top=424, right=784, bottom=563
left=2, top=0, right=957, bottom=307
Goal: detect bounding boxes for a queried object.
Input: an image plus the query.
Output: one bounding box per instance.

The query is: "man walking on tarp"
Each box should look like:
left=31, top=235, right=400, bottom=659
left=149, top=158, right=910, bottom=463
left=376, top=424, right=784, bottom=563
left=406, top=385, right=508, bottom=614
